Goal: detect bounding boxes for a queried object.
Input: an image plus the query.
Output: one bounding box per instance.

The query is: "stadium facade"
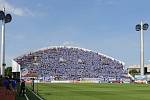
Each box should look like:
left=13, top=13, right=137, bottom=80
left=128, top=64, right=150, bottom=82
left=128, top=64, right=150, bottom=74
left=12, top=46, right=126, bottom=83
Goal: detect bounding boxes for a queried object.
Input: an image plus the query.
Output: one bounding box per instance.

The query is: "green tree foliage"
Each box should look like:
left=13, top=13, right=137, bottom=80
left=129, top=69, right=139, bottom=76
left=5, top=67, right=12, bottom=77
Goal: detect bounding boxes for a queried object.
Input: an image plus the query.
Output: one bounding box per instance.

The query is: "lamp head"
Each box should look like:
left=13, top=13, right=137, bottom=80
left=136, top=24, right=141, bottom=31
left=5, top=14, right=12, bottom=23
left=143, top=23, right=149, bottom=30
left=0, top=11, right=5, bottom=20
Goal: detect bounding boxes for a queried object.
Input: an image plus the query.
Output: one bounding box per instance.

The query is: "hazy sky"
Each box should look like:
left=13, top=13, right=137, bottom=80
left=0, top=0, right=150, bottom=66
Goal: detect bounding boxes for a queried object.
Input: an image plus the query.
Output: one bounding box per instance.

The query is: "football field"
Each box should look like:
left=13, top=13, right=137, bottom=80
left=28, top=83, right=150, bottom=100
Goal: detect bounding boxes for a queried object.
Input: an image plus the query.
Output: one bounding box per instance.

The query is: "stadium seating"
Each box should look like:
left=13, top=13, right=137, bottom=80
left=14, top=46, right=125, bottom=82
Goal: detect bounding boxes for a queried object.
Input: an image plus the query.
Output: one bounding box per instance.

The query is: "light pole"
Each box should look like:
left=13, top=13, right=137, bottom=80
left=33, top=55, right=39, bottom=94
left=136, top=21, right=149, bottom=76
left=0, top=8, right=12, bottom=76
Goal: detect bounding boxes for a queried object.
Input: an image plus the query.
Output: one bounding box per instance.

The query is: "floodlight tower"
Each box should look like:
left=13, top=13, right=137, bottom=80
left=33, top=55, right=39, bottom=94
left=0, top=8, right=12, bottom=76
left=136, top=21, right=149, bottom=76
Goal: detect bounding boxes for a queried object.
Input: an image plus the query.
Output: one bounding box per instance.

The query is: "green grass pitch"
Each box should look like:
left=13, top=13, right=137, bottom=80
left=32, top=83, right=150, bottom=100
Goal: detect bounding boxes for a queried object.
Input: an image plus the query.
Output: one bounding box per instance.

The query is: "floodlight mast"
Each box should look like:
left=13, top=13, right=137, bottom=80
left=0, top=8, right=12, bottom=76
left=140, top=21, right=144, bottom=76
left=0, top=8, right=6, bottom=76
left=136, top=21, right=149, bottom=76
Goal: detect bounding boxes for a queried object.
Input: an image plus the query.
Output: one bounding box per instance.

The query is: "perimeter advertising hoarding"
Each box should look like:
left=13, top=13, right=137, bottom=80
left=134, top=75, right=147, bottom=83
left=134, top=75, right=146, bottom=80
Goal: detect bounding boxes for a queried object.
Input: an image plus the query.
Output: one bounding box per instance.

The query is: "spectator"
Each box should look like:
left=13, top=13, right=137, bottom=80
left=0, top=75, right=3, bottom=87
left=11, top=78, right=17, bottom=92
left=2, top=76, right=11, bottom=90
left=19, top=79, right=25, bottom=96
left=14, top=46, right=125, bottom=82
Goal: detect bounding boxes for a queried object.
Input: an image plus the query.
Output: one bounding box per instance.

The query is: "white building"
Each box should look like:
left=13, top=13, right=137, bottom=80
left=128, top=64, right=150, bottom=75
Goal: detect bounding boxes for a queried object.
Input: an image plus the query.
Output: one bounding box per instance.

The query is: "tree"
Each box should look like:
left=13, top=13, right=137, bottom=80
left=5, top=67, right=12, bottom=77
left=129, top=69, right=139, bottom=76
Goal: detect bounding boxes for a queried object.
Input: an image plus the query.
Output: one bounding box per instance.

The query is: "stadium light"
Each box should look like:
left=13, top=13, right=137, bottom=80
left=135, top=21, right=149, bottom=76
left=0, top=8, right=12, bottom=76
left=33, top=55, right=39, bottom=94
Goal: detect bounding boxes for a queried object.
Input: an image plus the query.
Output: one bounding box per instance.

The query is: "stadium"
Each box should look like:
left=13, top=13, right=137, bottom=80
left=12, top=46, right=150, bottom=100
left=12, top=46, right=126, bottom=83
left=1, top=1, right=150, bottom=100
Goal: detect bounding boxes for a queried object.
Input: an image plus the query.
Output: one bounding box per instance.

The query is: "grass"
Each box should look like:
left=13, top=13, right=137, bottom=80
left=25, top=88, right=41, bottom=100
left=17, top=83, right=150, bottom=100
left=16, top=83, right=40, bottom=100
left=35, top=83, right=150, bottom=100
left=16, top=83, right=26, bottom=100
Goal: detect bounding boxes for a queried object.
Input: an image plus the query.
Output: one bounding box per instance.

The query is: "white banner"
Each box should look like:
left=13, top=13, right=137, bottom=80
left=12, top=60, right=20, bottom=72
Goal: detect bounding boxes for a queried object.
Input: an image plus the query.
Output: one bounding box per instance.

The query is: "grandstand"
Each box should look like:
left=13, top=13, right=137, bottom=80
left=12, top=46, right=126, bottom=83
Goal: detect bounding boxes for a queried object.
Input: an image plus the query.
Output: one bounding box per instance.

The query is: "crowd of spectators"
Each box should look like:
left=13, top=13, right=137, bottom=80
left=0, top=75, right=17, bottom=91
left=14, top=46, right=125, bottom=82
